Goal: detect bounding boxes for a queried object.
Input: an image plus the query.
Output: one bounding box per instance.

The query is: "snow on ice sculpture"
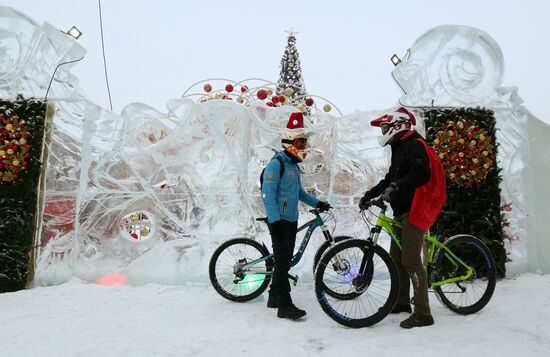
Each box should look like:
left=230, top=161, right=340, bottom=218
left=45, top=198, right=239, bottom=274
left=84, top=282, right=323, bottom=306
left=392, top=25, right=550, bottom=274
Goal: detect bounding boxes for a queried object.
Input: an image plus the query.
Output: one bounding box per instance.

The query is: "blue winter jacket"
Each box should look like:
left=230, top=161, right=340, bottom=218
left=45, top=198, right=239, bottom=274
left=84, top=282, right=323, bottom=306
left=261, top=151, right=319, bottom=224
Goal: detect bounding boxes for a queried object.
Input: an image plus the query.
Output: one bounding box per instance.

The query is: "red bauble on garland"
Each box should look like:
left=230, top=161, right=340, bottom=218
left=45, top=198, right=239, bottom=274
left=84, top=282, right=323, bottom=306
left=257, top=89, right=268, bottom=100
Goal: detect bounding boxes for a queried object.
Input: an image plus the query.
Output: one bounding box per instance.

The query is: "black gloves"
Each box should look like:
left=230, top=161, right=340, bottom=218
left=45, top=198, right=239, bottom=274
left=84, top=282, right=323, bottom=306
left=358, top=193, right=373, bottom=210
left=381, top=182, right=398, bottom=202
left=359, top=182, right=398, bottom=209
left=316, top=201, right=332, bottom=212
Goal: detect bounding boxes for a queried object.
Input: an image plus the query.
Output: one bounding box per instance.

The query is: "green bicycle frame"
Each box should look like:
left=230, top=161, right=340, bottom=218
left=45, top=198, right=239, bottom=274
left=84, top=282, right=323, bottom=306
left=371, top=209, right=474, bottom=288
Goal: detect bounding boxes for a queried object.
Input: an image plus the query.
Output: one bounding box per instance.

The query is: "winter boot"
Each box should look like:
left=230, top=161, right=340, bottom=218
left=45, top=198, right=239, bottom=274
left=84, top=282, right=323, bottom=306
left=399, top=312, right=434, bottom=328
left=390, top=304, right=412, bottom=314
left=277, top=305, right=306, bottom=320
left=267, top=294, right=278, bottom=308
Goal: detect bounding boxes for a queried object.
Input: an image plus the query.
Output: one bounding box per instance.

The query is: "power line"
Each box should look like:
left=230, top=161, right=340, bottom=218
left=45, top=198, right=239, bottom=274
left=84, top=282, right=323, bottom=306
left=98, top=0, right=113, bottom=111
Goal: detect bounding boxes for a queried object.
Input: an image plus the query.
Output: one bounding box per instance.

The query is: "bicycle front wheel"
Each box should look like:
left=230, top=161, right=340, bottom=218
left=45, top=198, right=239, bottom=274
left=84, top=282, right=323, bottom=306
left=315, top=239, right=398, bottom=328
left=209, top=238, right=273, bottom=302
left=430, top=234, right=496, bottom=315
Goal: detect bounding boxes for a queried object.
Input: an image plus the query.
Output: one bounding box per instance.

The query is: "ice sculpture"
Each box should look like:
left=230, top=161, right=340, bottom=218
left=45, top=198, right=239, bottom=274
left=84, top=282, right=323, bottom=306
left=392, top=25, right=550, bottom=274
left=1, top=5, right=548, bottom=286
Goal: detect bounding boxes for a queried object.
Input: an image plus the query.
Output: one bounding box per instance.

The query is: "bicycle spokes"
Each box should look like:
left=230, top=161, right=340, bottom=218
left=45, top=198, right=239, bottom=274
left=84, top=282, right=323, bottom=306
left=315, top=240, right=399, bottom=328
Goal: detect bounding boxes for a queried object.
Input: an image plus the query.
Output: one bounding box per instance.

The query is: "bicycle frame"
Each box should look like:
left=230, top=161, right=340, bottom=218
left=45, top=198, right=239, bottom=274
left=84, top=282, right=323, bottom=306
left=367, top=204, right=474, bottom=288
left=238, top=213, right=332, bottom=276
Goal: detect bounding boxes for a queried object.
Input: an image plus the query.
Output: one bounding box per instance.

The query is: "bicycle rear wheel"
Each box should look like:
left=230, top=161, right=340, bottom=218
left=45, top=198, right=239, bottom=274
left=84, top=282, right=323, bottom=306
left=209, top=238, right=273, bottom=302
left=315, top=239, right=398, bottom=328
left=430, top=234, right=496, bottom=315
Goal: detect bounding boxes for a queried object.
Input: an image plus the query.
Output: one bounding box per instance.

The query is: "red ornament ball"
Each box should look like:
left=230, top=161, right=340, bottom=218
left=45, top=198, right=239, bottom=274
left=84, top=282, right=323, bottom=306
left=278, top=95, right=286, bottom=103
left=203, top=83, right=212, bottom=92
left=305, top=98, right=314, bottom=106
left=266, top=102, right=275, bottom=107
left=257, top=89, right=268, bottom=100
left=272, top=96, right=279, bottom=104
left=225, top=84, right=234, bottom=92
left=240, top=85, right=248, bottom=93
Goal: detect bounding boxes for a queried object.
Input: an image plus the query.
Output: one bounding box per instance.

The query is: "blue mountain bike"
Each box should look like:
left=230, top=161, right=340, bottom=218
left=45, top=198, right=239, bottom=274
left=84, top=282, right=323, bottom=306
left=209, top=208, right=351, bottom=302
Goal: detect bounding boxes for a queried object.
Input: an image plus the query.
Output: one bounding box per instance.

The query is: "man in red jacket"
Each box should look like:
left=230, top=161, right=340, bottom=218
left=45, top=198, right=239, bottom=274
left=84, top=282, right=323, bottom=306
left=359, top=107, right=445, bottom=328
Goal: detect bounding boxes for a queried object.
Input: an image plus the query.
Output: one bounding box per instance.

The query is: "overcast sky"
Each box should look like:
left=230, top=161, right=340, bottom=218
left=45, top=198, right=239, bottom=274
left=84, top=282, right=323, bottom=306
left=4, top=0, right=550, bottom=123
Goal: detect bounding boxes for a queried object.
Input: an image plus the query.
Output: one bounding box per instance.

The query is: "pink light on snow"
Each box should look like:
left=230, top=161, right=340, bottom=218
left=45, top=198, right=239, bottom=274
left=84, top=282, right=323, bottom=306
left=96, top=273, right=128, bottom=286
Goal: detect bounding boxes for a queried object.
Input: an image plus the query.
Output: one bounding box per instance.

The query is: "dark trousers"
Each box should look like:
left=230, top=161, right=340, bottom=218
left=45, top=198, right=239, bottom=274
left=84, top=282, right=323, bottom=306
left=389, top=212, right=431, bottom=316
left=268, top=220, right=298, bottom=307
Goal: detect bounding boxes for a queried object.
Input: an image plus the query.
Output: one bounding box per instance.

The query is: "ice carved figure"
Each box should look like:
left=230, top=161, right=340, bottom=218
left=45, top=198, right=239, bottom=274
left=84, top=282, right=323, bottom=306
left=393, top=25, right=504, bottom=107
left=392, top=25, right=550, bottom=274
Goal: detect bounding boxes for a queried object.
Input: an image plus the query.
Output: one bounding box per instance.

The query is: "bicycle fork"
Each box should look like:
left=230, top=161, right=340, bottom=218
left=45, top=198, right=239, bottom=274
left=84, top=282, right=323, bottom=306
left=353, top=227, right=382, bottom=291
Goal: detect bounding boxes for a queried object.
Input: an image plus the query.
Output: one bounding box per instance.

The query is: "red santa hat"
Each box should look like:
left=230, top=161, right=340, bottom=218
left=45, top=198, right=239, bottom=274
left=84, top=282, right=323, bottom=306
left=284, top=112, right=312, bottom=139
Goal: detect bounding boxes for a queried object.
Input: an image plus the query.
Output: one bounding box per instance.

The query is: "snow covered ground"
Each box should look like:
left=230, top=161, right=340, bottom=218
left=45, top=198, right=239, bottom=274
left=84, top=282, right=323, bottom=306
left=2, top=274, right=550, bottom=357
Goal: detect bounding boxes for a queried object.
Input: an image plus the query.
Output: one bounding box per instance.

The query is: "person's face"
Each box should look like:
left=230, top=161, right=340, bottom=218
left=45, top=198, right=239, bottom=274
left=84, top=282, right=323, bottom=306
left=293, top=137, right=308, bottom=150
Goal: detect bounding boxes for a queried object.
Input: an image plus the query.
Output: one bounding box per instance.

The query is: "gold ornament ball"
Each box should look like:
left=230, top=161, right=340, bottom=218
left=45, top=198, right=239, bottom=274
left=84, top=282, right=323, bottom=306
left=473, top=158, right=479, bottom=164
left=450, top=173, right=456, bottom=179
left=12, top=159, right=20, bottom=166
left=283, top=88, right=294, bottom=96
left=323, top=104, right=332, bottom=112
left=448, top=130, right=455, bottom=136
left=0, top=150, right=5, bottom=156
left=484, top=163, right=490, bottom=169
left=457, top=122, right=464, bottom=129
left=140, top=226, right=151, bottom=236
left=482, top=151, right=489, bottom=156
left=458, top=138, right=465, bottom=145
left=439, top=153, right=445, bottom=160
left=461, top=174, right=467, bottom=180
left=7, top=149, right=14, bottom=155
left=479, top=134, right=486, bottom=141
left=5, top=124, right=13, bottom=131
left=130, top=213, right=139, bottom=221
left=19, top=138, right=27, bottom=145
left=470, top=140, right=477, bottom=146
left=470, top=170, right=477, bottom=176
left=458, top=152, right=465, bottom=158
left=433, top=138, right=440, bottom=145
left=297, top=103, right=306, bottom=111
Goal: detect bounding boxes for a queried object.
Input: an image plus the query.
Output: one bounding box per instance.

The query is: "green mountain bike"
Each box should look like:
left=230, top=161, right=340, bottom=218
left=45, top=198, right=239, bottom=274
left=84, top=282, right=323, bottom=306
left=209, top=208, right=352, bottom=302
left=315, top=198, right=497, bottom=328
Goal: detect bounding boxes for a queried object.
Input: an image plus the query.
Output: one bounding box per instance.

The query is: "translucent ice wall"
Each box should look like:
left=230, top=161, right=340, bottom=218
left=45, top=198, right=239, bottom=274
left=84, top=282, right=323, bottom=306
left=2, top=6, right=547, bottom=286
left=392, top=25, right=550, bottom=274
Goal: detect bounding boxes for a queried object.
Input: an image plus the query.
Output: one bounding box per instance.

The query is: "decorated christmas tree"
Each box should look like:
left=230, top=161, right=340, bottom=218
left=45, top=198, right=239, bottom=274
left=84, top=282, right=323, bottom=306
left=276, top=29, right=309, bottom=112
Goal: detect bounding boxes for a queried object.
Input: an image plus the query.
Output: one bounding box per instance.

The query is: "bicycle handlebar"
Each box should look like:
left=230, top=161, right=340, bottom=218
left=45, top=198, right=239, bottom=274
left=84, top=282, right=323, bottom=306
left=361, top=197, right=387, bottom=211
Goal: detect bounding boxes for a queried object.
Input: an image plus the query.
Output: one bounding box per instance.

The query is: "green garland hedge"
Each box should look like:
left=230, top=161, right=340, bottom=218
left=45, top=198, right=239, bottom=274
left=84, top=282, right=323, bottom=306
left=424, top=107, right=507, bottom=278
left=0, top=96, right=47, bottom=293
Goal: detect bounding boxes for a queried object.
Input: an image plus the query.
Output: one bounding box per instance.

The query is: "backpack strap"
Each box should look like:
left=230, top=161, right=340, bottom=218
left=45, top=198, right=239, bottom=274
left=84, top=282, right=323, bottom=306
left=260, top=156, right=285, bottom=189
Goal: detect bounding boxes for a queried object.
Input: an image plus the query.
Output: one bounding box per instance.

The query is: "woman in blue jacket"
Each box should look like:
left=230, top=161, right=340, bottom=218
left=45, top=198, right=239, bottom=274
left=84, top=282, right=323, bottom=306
left=261, top=112, right=331, bottom=320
